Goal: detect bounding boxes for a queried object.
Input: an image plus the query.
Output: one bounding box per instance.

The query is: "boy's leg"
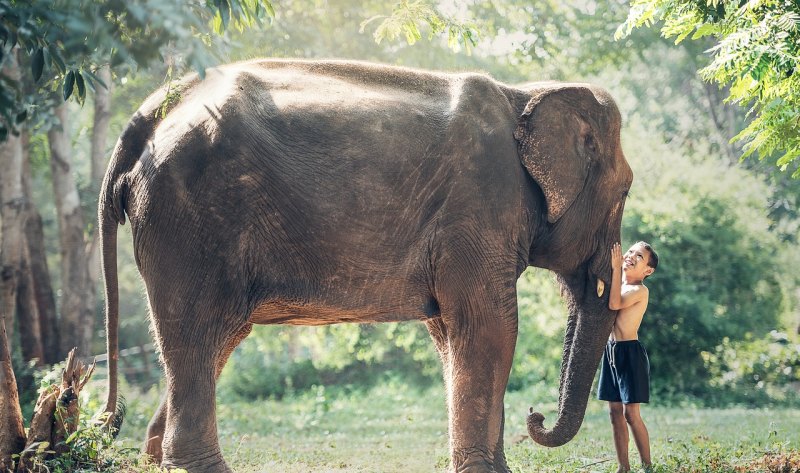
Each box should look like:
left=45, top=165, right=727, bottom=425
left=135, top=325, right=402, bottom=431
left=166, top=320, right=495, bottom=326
left=623, top=403, right=651, bottom=468
left=608, top=401, right=630, bottom=472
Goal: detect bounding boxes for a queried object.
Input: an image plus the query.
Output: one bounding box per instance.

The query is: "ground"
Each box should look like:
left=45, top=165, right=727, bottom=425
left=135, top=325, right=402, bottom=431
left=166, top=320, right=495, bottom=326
left=113, top=381, right=800, bottom=472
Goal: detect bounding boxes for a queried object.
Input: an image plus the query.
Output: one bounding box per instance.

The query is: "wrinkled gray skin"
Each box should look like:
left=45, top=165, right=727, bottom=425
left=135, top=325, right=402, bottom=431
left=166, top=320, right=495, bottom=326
left=99, top=59, right=632, bottom=473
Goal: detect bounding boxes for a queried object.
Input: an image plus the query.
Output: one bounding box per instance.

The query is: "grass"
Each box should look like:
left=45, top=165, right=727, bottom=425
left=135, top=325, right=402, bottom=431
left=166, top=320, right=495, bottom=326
left=109, top=381, right=800, bottom=472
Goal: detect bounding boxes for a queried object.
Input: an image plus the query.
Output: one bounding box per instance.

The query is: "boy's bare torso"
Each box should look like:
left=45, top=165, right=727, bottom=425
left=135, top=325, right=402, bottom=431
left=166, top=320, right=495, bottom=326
left=611, top=283, right=648, bottom=341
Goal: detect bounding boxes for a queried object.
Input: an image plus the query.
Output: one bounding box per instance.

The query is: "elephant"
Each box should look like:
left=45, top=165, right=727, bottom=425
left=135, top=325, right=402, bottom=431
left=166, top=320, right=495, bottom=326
left=98, top=59, right=632, bottom=473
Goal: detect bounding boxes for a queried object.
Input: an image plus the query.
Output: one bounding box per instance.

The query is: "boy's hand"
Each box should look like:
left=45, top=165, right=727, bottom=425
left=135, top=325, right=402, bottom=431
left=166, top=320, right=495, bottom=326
left=611, top=242, right=622, bottom=272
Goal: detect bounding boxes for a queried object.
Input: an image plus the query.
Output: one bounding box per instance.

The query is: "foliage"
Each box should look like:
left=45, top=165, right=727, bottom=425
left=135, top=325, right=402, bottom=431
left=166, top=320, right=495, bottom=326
left=621, top=122, right=798, bottom=401
left=218, top=338, right=321, bottom=401
left=217, top=323, right=441, bottom=401
left=362, top=0, right=479, bottom=53
left=0, top=0, right=275, bottom=138
left=618, top=0, right=800, bottom=177
left=703, top=331, right=800, bottom=405
left=509, top=268, right=566, bottom=392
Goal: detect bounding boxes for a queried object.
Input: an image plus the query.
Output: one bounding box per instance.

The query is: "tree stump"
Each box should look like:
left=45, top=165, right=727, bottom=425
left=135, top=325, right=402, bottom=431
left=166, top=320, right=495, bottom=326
left=16, top=348, right=95, bottom=473
left=15, top=386, right=57, bottom=472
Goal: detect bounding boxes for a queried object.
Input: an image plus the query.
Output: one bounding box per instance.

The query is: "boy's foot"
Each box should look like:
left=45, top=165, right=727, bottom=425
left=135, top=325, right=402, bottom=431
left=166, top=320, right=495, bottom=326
left=615, top=467, right=630, bottom=473
left=642, top=464, right=653, bottom=473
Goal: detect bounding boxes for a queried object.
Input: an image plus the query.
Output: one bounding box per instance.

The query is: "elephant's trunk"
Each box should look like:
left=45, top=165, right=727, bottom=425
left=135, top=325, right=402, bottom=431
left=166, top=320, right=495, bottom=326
left=528, top=272, right=616, bottom=447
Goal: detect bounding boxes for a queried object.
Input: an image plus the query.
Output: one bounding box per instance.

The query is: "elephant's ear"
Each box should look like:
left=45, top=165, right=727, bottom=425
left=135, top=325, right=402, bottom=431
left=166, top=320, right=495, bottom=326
left=514, top=86, right=599, bottom=224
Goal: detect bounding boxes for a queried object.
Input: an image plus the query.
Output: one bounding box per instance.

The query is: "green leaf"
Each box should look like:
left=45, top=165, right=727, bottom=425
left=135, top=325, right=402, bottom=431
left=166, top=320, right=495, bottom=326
left=75, top=71, right=86, bottom=100
left=31, top=48, right=44, bottom=81
left=691, top=23, right=717, bottom=40
left=264, top=1, right=275, bottom=17
left=82, top=69, right=107, bottom=90
left=42, top=46, right=51, bottom=70
left=65, top=430, right=80, bottom=444
left=80, top=71, right=96, bottom=93
left=63, top=70, right=75, bottom=101
left=49, top=45, right=66, bottom=73
left=219, top=0, right=230, bottom=30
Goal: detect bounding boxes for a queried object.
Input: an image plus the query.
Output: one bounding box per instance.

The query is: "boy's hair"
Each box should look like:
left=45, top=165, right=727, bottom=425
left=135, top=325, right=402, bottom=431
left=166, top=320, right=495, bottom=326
left=636, top=241, right=659, bottom=273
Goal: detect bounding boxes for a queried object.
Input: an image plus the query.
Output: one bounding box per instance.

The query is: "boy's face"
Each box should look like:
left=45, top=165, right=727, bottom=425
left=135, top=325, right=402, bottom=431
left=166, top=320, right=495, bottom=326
left=623, top=243, right=654, bottom=280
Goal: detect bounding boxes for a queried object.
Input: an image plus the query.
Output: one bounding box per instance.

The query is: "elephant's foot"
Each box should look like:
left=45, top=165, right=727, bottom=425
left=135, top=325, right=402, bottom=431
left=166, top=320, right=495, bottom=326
left=452, top=448, right=498, bottom=473
left=161, top=450, right=231, bottom=473
left=492, top=451, right=512, bottom=473
left=142, top=434, right=163, bottom=465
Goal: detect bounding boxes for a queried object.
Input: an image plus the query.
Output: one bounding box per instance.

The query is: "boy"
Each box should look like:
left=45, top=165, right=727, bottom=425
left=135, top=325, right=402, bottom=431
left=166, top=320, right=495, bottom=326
left=598, top=241, right=659, bottom=473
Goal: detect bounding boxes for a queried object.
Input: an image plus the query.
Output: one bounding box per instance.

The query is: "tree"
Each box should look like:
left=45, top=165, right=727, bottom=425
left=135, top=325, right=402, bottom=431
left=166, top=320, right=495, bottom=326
left=617, top=0, right=800, bottom=177
left=48, top=103, right=96, bottom=356
left=15, top=130, right=46, bottom=366
left=0, top=46, right=27, bottom=471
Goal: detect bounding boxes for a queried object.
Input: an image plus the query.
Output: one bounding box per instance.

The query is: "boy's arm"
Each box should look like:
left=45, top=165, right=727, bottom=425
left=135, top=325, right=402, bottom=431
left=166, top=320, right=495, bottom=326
left=608, top=243, right=624, bottom=310
left=614, top=285, right=649, bottom=310
left=608, top=243, right=649, bottom=310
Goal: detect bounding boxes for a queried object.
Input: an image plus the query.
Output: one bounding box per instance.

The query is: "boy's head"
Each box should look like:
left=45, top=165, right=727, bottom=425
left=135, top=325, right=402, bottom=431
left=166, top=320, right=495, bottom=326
left=623, top=241, right=658, bottom=280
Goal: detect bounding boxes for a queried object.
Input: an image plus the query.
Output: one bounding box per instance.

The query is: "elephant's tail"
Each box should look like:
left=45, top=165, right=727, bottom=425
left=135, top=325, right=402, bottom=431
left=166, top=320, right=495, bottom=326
left=98, top=134, right=124, bottom=431
left=99, top=203, right=122, bottom=433
left=99, top=95, right=165, bottom=429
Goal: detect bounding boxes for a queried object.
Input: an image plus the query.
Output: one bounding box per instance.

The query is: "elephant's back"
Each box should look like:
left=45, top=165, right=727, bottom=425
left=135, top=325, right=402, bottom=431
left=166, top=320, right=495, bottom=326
left=228, top=58, right=459, bottom=101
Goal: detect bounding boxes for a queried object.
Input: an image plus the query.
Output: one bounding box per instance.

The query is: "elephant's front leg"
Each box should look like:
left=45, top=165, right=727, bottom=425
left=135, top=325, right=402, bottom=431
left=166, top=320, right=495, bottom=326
left=444, top=305, right=517, bottom=473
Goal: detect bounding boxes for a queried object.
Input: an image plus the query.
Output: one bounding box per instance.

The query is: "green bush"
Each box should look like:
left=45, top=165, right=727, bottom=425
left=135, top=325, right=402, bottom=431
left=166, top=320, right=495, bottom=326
left=217, top=323, right=441, bottom=401
left=509, top=268, right=564, bottom=393
left=218, top=338, right=320, bottom=400
left=702, top=331, right=800, bottom=406
left=621, top=125, right=799, bottom=403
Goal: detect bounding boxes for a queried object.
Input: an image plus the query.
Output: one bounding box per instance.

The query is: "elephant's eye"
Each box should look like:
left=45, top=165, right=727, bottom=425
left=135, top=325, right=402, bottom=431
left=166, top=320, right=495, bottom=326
left=584, top=134, right=597, bottom=153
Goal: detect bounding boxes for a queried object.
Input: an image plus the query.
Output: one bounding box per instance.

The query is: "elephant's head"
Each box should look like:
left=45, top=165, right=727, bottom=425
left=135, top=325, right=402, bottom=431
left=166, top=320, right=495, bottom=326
left=513, top=84, right=632, bottom=447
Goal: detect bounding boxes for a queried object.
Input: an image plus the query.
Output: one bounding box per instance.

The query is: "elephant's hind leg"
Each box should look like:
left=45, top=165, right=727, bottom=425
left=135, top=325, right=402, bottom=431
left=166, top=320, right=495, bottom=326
left=149, top=301, right=252, bottom=473
left=143, top=323, right=253, bottom=465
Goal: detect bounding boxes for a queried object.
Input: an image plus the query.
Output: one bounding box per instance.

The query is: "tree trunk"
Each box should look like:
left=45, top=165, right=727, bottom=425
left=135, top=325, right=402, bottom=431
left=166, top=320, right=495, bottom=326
left=17, top=131, right=46, bottom=366
left=0, top=116, right=25, bottom=352
left=0, top=317, right=25, bottom=471
left=87, top=65, right=113, bottom=287
left=17, top=243, right=44, bottom=365
left=0, top=46, right=27, bottom=470
left=22, top=148, right=60, bottom=363
left=796, top=288, right=800, bottom=336
left=49, top=104, right=96, bottom=357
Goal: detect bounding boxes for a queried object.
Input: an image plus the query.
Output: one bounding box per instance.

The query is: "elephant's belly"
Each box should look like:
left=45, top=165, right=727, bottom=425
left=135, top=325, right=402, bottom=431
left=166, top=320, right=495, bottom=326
left=248, top=297, right=439, bottom=326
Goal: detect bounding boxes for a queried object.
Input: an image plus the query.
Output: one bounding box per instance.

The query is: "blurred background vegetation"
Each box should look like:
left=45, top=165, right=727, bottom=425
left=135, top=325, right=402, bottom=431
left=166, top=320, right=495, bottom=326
left=2, top=0, right=799, bottom=426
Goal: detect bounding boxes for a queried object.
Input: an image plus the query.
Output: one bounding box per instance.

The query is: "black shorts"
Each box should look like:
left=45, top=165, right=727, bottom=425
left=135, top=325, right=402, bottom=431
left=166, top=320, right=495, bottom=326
left=597, top=340, right=650, bottom=404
